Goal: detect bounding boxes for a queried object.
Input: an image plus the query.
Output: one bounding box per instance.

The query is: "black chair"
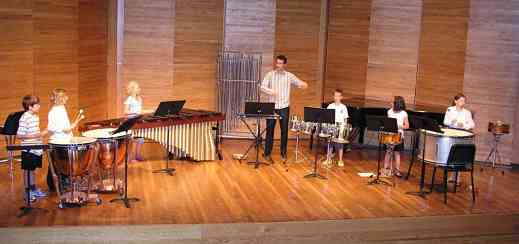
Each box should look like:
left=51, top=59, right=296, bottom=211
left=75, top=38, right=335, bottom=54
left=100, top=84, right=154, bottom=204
left=1, top=111, right=24, bottom=173
left=430, top=144, right=476, bottom=204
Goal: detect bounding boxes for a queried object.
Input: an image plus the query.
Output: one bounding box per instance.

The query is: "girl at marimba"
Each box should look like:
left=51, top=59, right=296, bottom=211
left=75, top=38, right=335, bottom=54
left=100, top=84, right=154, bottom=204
left=124, top=81, right=145, bottom=161
left=383, top=96, right=409, bottom=177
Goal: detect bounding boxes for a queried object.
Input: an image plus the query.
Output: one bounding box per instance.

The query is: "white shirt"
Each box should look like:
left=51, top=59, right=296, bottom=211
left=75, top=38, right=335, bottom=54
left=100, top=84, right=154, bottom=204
left=327, top=102, right=349, bottom=124
left=48, top=105, right=73, bottom=141
left=17, top=111, right=43, bottom=156
left=387, top=109, right=408, bottom=137
left=124, top=96, right=142, bottom=115
left=443, top=106, right=475, bottom=130
left=260, top=70, right=305, bottom=109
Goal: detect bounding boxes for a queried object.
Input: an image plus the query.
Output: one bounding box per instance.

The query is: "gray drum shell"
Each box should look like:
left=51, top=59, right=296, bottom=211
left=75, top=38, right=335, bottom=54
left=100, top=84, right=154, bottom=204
left=418, top=131, right=474, bottom=165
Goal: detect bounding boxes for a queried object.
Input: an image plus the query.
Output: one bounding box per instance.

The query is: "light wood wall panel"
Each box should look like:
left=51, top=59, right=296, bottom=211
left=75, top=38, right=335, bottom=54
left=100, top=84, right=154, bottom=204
left=79, top=0, right=108, bottom=123
left=463, top=0, right=519, bottom=163
left=173, top=0, right=223, bottom=110
left=324, top=0, right=372, bottom=101
left=33, top=0, right=80, bottom=126
left=275, top=0, right=322, bottom=117
left=0, top=0, right=34, bottom=123
left=122, top=0, right=174, bottom=112
left=224, top=0, right=276, bottom=77
left=365, top=0, right=422, bottom=104
left=415, top=0, right=470, bottom=107
left=514, top=94, right=519, bottom=163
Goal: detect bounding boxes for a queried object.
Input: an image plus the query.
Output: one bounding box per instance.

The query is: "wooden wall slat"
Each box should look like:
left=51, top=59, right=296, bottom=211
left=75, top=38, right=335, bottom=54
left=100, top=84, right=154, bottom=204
left=224, top=0, right=276, bottom=77
left=0, top=0, right=34, bottom=123
left=79, top=0, right=108, bottom=123
left=275, top=0, right=322, bottom=117
left=33, top=0, right=79, bottom=126
left=324, top=0, right=372, bottom=101
left=463, top=0, right=519, bottom=163
left=123, top=0, right=174, bottom=111
left=173, top=0, right=223, bottom=110
left=415, top=0, right=470, bottom=107
left=365, top=0, right=422, bottom=104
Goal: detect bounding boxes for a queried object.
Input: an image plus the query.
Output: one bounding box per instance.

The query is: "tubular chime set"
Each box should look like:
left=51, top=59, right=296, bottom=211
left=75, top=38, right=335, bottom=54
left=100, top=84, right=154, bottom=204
left=216, top=51, right=262, bottom=137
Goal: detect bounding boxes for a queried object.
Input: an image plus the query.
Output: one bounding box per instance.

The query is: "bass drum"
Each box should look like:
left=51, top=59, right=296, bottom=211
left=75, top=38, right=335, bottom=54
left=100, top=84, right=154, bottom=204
left=48, top=137, right=98, bottom=177
left=418, top=128, right=474, bottom=165
left=82, top=128, right=129, bottom=170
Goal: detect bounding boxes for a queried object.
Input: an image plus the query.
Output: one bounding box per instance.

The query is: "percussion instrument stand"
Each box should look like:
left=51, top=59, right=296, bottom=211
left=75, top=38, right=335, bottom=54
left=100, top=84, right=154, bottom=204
left=486, top=133, right=504, bottom=168
left=111, top=133, right=140, bottom=208
left=19, top=169, right=48, bottom=218
left=406, top=130, right=431, bottom=199
left=238, top=115, right=271, bottom=169
left=289, top=129, right=310, bottom=164
left=368, top=133, right=392, bottom=186
left=153, top=124, right=176, bottom=175
left=320, top=136, right=334, bottom=168
left=305, top=124, right=327, bottom=179
left=110, top=117, right=141, bottom=208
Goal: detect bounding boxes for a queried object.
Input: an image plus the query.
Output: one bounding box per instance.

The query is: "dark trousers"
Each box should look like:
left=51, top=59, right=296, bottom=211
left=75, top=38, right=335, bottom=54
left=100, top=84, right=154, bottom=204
left=264, top=107, right=289, bottom=157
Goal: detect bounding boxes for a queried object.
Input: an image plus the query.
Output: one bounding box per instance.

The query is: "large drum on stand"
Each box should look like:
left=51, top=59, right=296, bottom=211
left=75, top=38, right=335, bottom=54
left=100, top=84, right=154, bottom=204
left=82, top=128, right=130, bottom=193
left=418, top=128, right=474, bottom=165
left=47, top=137, right=101, bottom=208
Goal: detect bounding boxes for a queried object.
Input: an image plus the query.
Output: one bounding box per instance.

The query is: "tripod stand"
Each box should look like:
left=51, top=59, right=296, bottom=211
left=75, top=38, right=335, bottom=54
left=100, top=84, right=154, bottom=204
left=238, top=102, right=278, bottom=169
left=110, top=117, right=140, bottom=208
left=153, top=124, right=176, bottom=175
left=288, top=122, right=310, bottom=164
left=303, top=107, right=334, bottom=180
left=366, top=116, right=397, bottom=186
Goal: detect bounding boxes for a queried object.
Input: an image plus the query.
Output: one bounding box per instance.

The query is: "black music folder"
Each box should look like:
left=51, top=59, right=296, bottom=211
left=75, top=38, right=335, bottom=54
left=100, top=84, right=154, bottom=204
left=154, top=100, right=186, bottom=117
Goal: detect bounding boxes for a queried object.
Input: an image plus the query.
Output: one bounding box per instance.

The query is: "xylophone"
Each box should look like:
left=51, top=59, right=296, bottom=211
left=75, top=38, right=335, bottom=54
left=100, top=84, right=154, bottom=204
left=80, top=109, right=225, bottom=161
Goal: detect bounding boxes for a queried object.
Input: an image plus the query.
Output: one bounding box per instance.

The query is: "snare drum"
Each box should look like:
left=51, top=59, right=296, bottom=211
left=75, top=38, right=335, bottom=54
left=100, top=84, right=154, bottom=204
left=380, top=132, right=402, bottom=145
left=82, top=128, right=130, bottom=170
left=48, top=137, right=98, bottom=177
left=488, top=121, right=510, bottom=135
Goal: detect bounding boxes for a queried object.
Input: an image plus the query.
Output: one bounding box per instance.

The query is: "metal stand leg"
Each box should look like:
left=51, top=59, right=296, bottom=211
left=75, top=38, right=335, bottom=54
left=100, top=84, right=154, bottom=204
left=153, top=126, right=176, bottom=175
left=368, top=142, right=393, bottom=186
left=111, top=135, right=140, bottom=208
left=288, top=131, right=310, bottom=164
left=18, top=170, right=48, bottom=218
left=304, top=132, right=327, bottom=180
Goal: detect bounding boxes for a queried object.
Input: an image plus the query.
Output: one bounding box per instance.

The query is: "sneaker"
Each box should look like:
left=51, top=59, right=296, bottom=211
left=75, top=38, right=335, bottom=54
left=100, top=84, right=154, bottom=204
left=24, top=193, right=36, bottom=203
left=31, top=189, right=48, bottom=198
left=337, top=160, right=344, bottom=167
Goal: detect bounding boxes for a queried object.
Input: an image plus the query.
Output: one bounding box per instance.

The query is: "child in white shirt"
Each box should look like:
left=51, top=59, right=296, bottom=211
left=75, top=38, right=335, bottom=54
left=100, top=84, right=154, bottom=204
left=384, top=96, right=409, bottom=177
left=443, top=93, right=475, bottom=130
left=17, top=95, right=48, bottom=201
left=326, top=89, right=349, bottom=167
left=124, top=81, right=145, bottom=161
left=47, top=88, right=83, bottom=191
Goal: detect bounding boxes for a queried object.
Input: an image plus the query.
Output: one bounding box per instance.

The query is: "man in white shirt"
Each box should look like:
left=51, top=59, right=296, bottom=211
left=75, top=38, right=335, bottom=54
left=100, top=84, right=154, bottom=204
left=326, top=89, right=349, bottom=166
left=260, top=55, right=308, bottom=162
left=443, top=93, right=475, bottom=130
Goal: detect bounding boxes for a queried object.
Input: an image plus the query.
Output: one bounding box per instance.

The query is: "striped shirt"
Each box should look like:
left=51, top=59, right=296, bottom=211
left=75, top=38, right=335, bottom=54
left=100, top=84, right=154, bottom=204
left=260, top=70, right=305, bottom=109
left=17, top=111, right=43, bottom=156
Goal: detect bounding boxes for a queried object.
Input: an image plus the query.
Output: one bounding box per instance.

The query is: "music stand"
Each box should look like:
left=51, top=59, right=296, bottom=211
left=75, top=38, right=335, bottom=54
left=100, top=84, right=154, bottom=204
left=152, top=100, right=185, bottom=175
left=153, top=100, right=185, bottom=117
left=406, top=117, right=442, bottom=199
left=366, top=116, right=397, bottom=186
left=303, top=107, right=334, bottom=179
left=405, top=115, right=424, bottom=179
left=238, top=102, right=277, bottom=168
left=110, top=116, right=140, bottom=208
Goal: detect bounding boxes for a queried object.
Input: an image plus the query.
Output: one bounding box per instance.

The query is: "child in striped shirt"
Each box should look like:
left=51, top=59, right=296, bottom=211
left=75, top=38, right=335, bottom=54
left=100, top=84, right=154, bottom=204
left=17, top=95, right=48, bottom=201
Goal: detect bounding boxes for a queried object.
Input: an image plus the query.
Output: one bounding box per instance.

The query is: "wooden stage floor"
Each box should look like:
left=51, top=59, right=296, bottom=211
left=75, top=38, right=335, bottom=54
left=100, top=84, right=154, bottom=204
left=1, top=139, right=518, bottom=227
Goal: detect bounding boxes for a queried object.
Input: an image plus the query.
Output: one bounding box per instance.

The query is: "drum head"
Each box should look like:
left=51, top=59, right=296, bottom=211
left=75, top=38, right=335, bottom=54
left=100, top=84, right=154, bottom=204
left=50, top=136, right=97, bottom=146
left=441, top=128, right=474, bottom=138
left=82, top=128, right=128, bottom=139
